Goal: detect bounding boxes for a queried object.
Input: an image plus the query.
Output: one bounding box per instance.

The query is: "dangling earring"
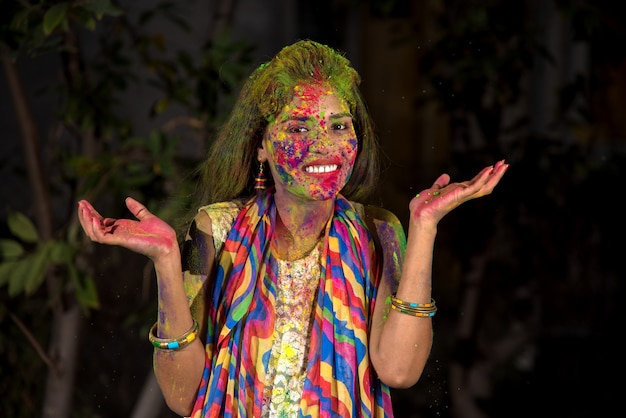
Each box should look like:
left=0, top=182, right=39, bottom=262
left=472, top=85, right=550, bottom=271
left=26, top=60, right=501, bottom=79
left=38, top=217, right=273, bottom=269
left=254, top=160, right=267, bottom=193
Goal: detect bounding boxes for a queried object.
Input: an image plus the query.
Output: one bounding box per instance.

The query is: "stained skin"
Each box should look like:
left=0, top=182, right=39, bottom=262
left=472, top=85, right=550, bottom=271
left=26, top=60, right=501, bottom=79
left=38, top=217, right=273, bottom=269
left=258, top=82, right=358, bottom=261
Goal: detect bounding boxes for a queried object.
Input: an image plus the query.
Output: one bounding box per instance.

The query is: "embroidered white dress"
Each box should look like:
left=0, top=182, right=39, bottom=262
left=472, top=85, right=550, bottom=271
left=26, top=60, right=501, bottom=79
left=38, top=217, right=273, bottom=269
left=261, top=242, right=322, bottom=417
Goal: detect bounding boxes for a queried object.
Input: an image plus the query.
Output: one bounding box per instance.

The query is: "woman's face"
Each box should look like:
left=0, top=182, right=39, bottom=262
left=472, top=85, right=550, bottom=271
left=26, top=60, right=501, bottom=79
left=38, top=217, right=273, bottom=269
left=259, top=82, right=358, bottom=201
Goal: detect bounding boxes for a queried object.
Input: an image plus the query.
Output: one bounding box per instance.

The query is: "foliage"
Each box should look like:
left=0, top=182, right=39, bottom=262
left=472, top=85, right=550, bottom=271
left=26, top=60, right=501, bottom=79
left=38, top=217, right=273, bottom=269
left=0, top=0, right=254, bottom=416
left=0, top=209, right=98, bottom=306
left=396, top=1, right=626, bottom=416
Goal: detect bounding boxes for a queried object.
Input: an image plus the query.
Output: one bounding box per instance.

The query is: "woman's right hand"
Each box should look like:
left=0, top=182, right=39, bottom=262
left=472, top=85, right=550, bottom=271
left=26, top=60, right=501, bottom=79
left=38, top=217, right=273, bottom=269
left=407, top=160, right=508, bottom=229
left=77, top=197, right=179, bottom=262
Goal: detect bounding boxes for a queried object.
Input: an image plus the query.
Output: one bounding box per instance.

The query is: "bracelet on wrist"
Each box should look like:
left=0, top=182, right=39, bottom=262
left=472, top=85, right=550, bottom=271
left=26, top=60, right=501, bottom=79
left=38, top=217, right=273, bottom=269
left=389, top=293, right=437, bottom=317
left=148, top=319, right=199, bottom=350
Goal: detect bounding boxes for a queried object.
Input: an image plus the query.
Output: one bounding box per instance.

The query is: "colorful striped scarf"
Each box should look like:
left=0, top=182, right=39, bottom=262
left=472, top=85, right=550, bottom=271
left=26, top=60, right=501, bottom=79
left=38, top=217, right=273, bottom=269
left=190, top=190, right=393, bottom=417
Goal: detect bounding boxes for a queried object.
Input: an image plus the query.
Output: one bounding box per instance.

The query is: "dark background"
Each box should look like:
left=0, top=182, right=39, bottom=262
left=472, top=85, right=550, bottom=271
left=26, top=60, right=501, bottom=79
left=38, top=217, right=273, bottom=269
left=1, top=0, right=624, bottom=417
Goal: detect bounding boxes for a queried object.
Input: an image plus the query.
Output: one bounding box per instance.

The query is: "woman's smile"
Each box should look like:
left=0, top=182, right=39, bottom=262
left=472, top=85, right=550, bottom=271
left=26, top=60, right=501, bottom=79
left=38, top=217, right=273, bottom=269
left=304, top=164, right=339, bottom=174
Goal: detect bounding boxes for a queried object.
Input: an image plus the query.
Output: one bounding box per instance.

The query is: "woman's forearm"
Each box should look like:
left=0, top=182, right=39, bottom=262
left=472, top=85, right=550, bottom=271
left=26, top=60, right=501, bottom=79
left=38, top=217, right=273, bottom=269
left=152, top=253, right=205, bottom=416
left=371, top=224, right=437, bottom=388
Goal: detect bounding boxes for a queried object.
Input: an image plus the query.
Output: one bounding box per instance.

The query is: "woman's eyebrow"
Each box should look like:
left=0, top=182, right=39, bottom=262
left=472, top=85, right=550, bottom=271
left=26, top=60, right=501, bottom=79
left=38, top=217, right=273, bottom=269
left=329, top=112, right=353, bottom=120
left=279, top=115, right=311, bottom=123
left=278, top=112, right=353, bottom=123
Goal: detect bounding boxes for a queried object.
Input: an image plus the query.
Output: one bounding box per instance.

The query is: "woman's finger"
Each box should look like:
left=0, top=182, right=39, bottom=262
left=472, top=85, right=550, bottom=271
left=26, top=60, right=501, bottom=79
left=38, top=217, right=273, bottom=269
left=78, top=200, right=105, bottom=222
left=90, top=216, right=106, bottom=243
left=125, top=197, right=152, bottom=220
left=469, top=161, right=508, bottom=196
left=464, top=161, right=509, bottom=200
left=77, top=203, right=100, bottom=241
left=431, top=173, right=450, bottom=189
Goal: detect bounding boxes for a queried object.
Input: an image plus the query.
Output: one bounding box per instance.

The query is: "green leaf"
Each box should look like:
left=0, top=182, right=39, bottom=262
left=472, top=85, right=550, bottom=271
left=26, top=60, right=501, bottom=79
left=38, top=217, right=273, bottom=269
left=84, top=16, right=97, bottom=31
left=10, top=7, right=32, bottom=32
left=7, top=211, right=39, bottom=243
left=149, top=131, right=164, bottom=153
left=0, top=261, right=18, bottom=287
left=0, top=239, right=24, bottom=260
left=49, top=240, right=73, bottom=264
left=79, top=275, right=100, bottom=309
left=69, top=266, right=100, bottom=311
left=23, top=243, right=52, bottom=295
left=152, top=97, right=170, bottom=115
left=7, top=258, right=31, bottom=297
left=43, top=3, right=69, bottom=35
left=84, top=0, right=124, bottom=19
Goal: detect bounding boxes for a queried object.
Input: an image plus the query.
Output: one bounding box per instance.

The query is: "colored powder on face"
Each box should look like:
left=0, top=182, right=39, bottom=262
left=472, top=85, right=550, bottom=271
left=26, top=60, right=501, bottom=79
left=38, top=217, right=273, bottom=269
left=262, top=81, right=357, bottom=201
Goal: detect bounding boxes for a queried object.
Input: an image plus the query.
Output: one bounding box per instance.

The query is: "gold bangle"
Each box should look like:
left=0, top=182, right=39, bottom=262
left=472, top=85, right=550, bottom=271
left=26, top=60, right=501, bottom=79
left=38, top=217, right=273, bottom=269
left=390, top=303, right=437, bottom=317
left=390, top=294, right=437, bottom=317
left=149, top=319, right=199, bottom=350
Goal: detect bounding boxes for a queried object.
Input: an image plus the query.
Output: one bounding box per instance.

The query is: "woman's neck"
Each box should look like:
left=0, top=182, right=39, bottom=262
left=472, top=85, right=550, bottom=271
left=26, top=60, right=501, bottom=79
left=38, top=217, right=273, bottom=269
left=272, top=192, right=334, bottom=261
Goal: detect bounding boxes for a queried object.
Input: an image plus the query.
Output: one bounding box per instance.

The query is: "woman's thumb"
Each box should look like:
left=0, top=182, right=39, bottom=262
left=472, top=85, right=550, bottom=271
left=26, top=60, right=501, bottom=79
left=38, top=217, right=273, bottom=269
left=125, top=197, right=150, bottom=220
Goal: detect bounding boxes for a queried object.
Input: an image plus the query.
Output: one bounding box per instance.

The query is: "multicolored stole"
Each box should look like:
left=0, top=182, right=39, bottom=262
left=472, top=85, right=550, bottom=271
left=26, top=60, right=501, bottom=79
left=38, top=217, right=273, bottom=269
left=191, top=190, right=393, bottom=417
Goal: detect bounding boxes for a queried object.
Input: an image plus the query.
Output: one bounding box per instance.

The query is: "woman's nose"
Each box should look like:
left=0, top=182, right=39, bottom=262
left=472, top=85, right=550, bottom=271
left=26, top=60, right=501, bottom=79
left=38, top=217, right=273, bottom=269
left=309, top=127, right=332, bottom=150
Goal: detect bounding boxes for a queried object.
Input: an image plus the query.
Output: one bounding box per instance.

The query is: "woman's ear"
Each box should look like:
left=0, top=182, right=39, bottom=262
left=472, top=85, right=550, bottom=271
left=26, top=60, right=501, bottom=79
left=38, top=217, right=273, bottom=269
left=257, top=141, right=267, bottom=162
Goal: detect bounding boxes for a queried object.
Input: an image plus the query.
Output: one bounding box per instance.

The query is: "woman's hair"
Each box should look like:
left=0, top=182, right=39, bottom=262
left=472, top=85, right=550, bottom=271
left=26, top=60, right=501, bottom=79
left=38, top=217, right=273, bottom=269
left=196, top=39, right=380, bottom=206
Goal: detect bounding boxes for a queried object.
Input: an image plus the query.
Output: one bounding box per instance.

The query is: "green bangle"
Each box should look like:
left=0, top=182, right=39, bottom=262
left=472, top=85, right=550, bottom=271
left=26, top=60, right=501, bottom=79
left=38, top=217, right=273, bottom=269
left=390, top=293, right=437, bottom=317
left=149, top=319, right=199, bottom=350
left=390, top=303, right=437, bottom=317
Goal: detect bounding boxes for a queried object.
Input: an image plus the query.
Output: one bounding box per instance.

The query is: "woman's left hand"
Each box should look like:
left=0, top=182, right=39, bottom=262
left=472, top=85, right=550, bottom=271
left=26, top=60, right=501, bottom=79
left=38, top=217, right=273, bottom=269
left=408, top=159, right=509, bottom=227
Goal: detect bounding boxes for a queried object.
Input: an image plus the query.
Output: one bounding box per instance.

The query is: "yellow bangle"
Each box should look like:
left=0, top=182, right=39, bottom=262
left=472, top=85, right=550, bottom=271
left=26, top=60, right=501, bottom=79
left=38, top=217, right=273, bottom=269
left=149, top=319, right=199, bottom=350
left=390, top=294, right=437, bottom=317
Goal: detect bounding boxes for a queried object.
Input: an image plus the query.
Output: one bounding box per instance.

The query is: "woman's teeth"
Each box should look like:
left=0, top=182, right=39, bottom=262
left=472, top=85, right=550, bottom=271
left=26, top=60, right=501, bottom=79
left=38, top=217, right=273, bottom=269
left=305, top=164, right=338, bottom=173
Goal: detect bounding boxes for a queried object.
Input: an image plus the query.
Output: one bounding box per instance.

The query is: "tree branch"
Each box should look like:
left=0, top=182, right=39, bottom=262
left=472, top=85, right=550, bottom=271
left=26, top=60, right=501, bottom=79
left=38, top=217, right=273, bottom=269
left=8, top=310, right=58, bottom=374
left=1, top=55, right=54, bottom=240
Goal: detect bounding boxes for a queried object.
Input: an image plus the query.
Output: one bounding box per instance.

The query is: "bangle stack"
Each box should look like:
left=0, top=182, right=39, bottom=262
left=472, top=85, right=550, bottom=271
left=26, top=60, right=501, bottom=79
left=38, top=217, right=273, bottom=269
left=390, top=293, right=437, bottom=317
left=149, top=319, right=199, bottom=350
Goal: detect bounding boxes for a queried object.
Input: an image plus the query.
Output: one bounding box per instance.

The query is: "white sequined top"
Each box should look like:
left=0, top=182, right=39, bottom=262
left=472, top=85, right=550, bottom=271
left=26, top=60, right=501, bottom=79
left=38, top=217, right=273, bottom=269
left=261, top=242, right=322, bottom=417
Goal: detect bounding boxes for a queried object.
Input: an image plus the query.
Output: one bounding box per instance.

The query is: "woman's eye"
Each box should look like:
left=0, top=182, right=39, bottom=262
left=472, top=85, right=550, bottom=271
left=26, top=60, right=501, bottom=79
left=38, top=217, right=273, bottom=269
left=332, top=122, right=347, bottom=130
left=287, top=126, right=308, bottom=133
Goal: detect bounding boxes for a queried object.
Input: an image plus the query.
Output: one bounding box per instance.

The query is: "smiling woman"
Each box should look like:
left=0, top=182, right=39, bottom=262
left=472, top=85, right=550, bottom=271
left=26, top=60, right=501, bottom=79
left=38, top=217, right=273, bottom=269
left=76, top=39, right=508, bottom=417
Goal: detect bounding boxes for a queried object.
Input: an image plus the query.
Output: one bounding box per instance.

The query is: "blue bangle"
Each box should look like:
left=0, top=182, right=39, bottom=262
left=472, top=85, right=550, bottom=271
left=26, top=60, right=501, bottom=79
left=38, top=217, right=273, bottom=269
left=149, top=319, right=199, bottom=350
left=389, top=294, right=437, bottom=317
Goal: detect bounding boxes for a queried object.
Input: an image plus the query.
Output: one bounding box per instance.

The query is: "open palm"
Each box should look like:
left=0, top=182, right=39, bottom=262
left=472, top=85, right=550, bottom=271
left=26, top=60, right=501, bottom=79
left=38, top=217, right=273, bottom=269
left=77, top=197, right=178, bottom=261
left=409, top=160, right=509, bottom=226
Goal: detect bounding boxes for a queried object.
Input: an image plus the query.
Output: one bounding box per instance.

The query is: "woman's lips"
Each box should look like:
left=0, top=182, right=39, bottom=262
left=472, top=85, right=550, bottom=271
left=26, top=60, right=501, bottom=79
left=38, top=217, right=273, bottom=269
left=303, top=157, right=343, bottom=174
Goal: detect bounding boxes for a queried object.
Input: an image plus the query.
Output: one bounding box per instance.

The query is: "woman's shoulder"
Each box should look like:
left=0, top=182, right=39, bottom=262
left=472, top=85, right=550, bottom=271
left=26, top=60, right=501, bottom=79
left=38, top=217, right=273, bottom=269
left=197, top=199, right=247, bottom=215
left=350, top=202, right=402, bottom=227
left=351, top=202, right=406, bottom=251
left=195, top=198, right=247, bottom=249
